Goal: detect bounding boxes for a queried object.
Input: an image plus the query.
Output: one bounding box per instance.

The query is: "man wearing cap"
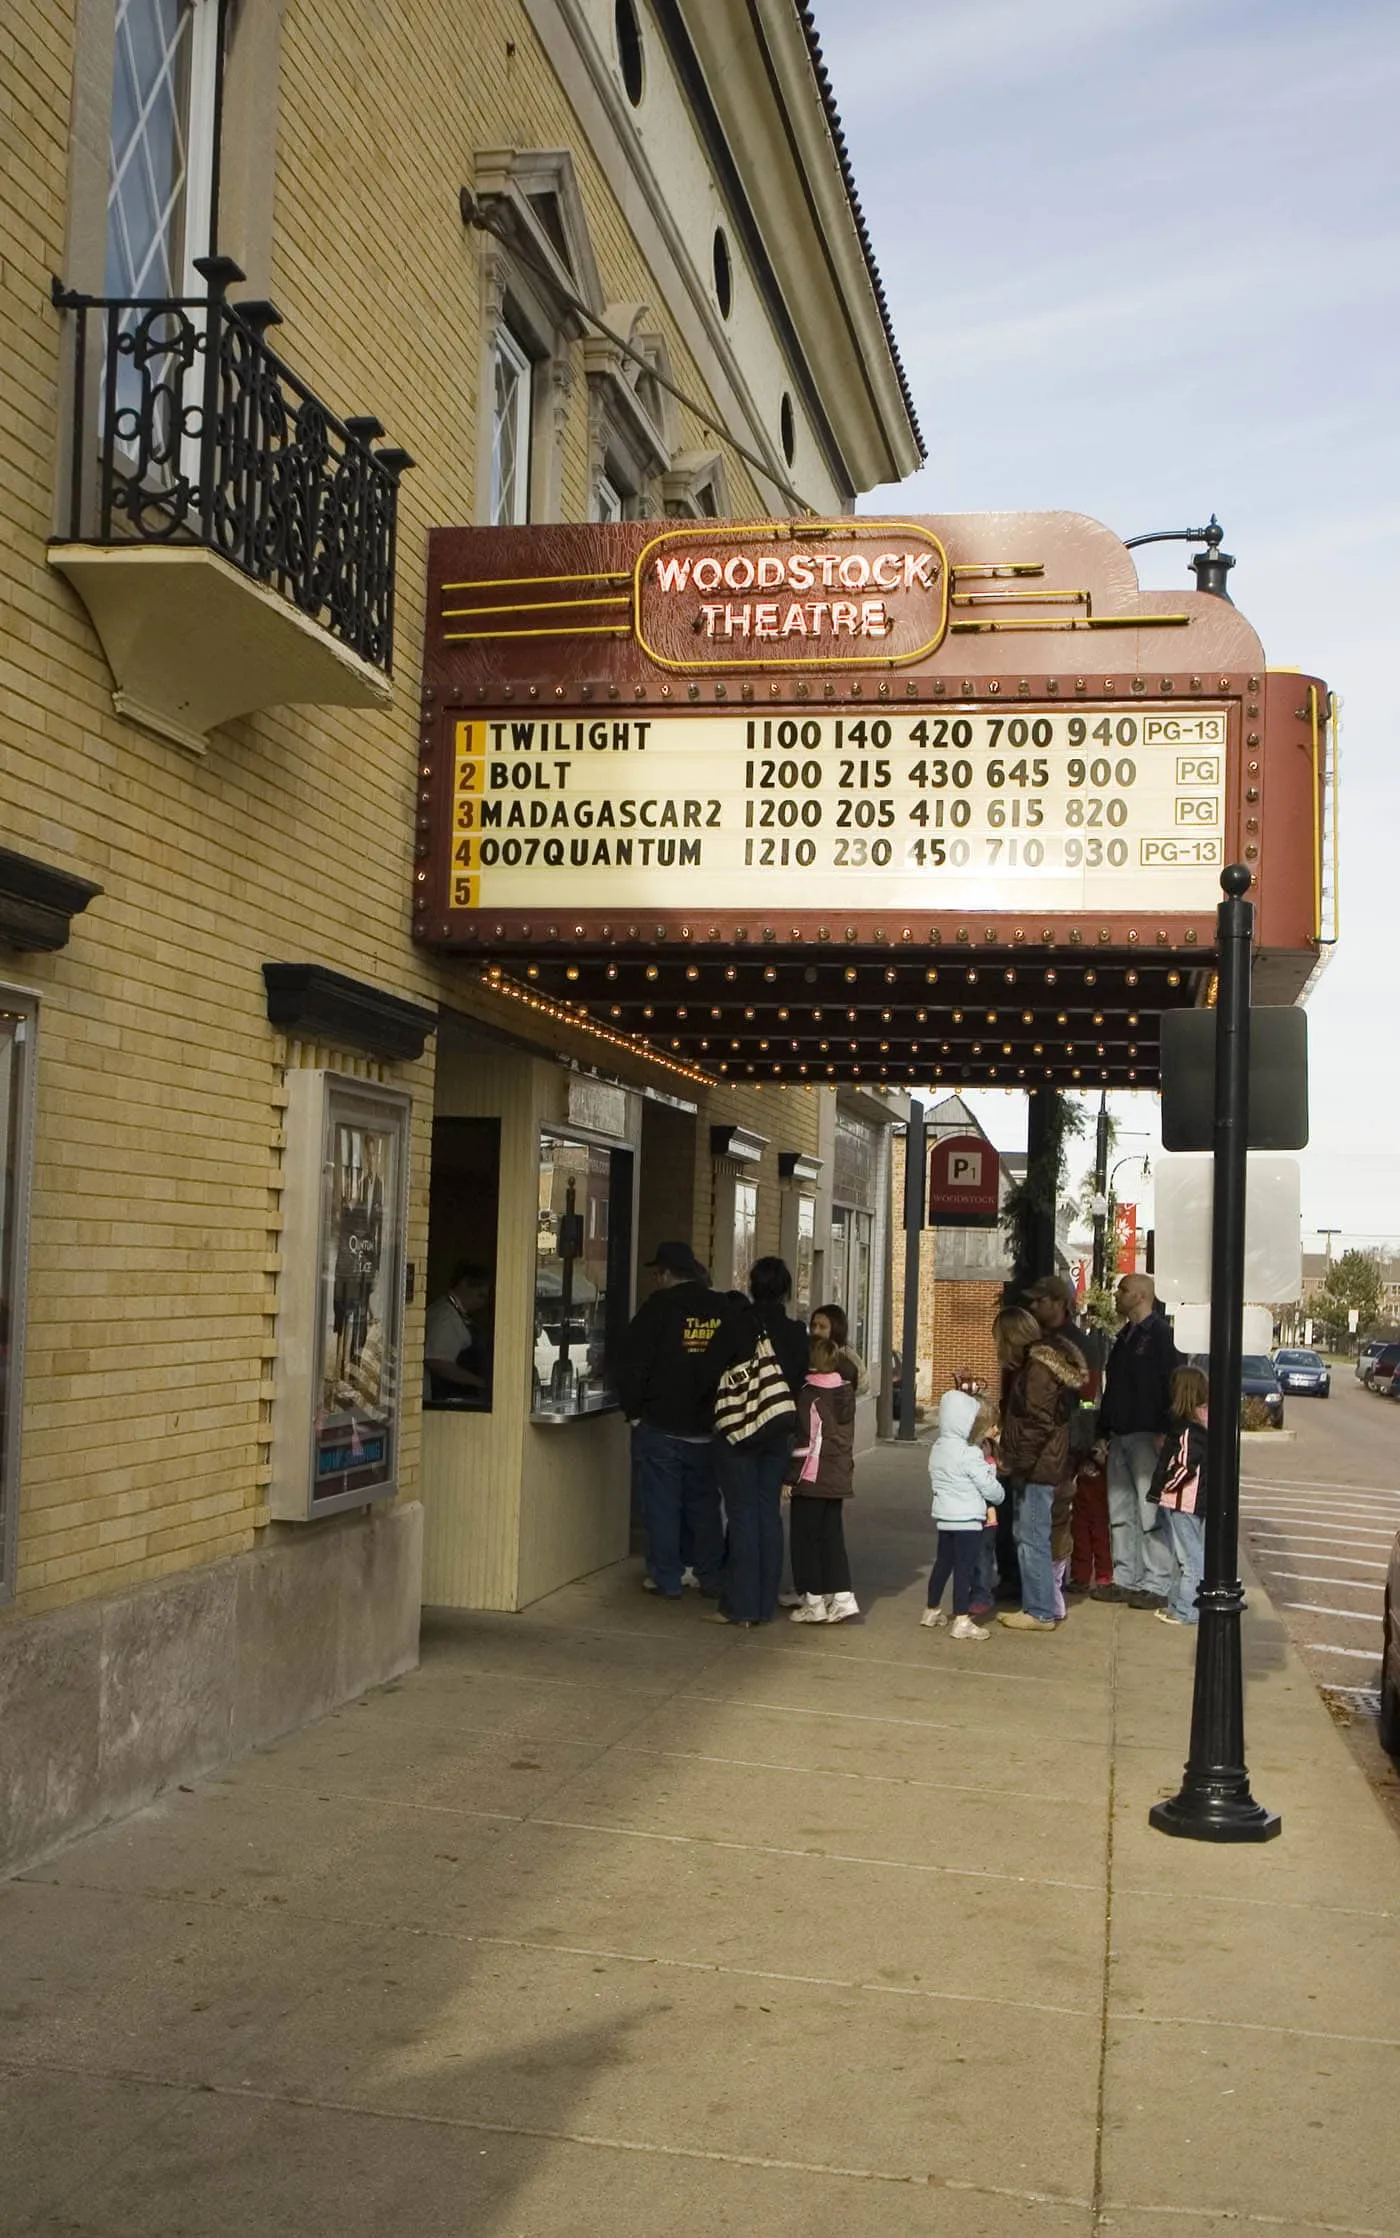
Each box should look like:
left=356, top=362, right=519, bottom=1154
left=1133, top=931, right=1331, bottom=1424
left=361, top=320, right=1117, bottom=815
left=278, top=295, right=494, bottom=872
left=617, top=1243, right=727, bottom=1599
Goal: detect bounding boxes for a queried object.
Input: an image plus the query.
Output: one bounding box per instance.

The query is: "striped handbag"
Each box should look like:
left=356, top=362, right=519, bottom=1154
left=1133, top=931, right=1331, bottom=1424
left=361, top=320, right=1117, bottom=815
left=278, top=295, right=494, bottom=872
left=712, top=1330, right=798, bottom=1449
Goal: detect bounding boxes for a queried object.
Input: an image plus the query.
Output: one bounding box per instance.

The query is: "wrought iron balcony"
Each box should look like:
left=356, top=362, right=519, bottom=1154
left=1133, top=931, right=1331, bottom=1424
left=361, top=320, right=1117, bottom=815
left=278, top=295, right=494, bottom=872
left=50, top=257, right=413, bottom=754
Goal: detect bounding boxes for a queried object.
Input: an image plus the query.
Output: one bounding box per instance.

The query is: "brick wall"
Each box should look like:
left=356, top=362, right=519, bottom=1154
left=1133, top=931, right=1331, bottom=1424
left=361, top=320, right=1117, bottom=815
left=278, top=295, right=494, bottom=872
left=0, top=0, right=813, bottom=1619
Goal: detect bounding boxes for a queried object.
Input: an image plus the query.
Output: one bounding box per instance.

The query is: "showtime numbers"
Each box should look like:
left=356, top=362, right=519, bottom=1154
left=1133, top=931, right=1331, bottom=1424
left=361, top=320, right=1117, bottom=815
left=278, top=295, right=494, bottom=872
left=449, top=704, right=1229, bottom=912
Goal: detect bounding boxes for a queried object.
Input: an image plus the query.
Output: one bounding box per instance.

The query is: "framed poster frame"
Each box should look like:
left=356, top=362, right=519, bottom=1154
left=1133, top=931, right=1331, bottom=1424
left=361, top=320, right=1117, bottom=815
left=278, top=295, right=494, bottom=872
left=269, top=1070, right=411, bottom=1521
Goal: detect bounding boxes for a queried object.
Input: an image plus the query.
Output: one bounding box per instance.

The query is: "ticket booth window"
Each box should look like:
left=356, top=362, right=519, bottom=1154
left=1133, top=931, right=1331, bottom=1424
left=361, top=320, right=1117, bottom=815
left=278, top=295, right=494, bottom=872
left=533, top=1133, right=634, bottom=1419
left=423, top=1118, right=501, bottom=1412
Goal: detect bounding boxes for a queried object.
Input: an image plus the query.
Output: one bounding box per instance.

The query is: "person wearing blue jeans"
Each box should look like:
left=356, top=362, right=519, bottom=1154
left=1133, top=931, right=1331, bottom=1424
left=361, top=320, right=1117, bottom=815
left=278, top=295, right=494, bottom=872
left=714, top=1439, right=790, bottom=1622
left=1095, top=1274, right=1181, bottom=1610
left=631, top=1421, right=725, bottom=1597
left=1106, top=1430, right=1174, bottom=1599
left=616, top=1242, right=728, bottom=1599
left=1012, top=1481, right=1059, bottom=1623
left=1148, top=1364, right=1210, bottom=1627
left=698, top=1256, right=809, bottom=1627
left=993, top=1305, right=1087, bottom=1634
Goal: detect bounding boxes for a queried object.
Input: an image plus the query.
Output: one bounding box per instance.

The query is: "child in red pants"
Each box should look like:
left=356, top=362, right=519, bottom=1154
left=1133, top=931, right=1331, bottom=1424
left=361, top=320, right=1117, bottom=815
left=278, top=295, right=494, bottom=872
left=1069, top=1459, right=1112, bottom=1594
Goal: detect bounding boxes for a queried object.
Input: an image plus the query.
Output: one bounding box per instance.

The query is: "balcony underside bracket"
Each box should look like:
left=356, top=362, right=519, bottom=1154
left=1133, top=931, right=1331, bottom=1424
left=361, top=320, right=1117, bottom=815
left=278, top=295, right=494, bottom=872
left=49, top=542, right=393, bottom=756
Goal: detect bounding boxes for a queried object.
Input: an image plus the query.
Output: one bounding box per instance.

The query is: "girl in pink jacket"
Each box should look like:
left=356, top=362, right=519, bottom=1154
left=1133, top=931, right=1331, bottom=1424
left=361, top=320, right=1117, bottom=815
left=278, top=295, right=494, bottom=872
left=787, top=1336, right=860, bottom=1624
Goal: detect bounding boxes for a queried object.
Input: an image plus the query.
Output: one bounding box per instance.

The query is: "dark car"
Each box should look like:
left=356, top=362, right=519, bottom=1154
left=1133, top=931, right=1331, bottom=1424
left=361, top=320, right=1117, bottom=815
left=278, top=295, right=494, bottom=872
left=1357, top=1339, right=1386, bottom=1384
left=1190, top=1353, right=1285, bottom=1427
left=1367, top=1343, right=1400, bottom=1397
left=1273, top=1347, right=1330, bottom=1398
left=1381, top=1530, right=1400, bottom=1756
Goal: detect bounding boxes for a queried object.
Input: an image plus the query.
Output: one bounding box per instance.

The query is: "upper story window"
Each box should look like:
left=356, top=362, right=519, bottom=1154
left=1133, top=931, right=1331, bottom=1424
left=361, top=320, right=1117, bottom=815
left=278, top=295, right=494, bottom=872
left=712, top=228, right=732, bottom=320
left=491, top=323, right=533, bottom=525
left=615, top=0, right=645, bottom=106
left=595, top=473, right=624, bottom=523
left=106, top=0, right=221, bottom=300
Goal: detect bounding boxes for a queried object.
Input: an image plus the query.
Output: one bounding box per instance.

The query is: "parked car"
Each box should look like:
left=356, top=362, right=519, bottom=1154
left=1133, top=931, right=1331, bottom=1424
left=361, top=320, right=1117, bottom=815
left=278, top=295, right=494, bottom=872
left=1366, top=1343, right=1400, bottom=1396
left=1358, top=1339, right=1393, bottom=1386
left=1273, top=1347, right=1330, bottom=1398
left=1381, top=1529, right=1400, bottom=1756
left=1190, top=1353, right=1285, bottom=1427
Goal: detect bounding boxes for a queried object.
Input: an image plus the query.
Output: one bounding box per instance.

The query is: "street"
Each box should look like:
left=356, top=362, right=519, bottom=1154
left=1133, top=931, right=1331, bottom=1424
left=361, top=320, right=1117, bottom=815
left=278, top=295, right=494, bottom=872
left=1240, top=1366, right=1400, bottom=1823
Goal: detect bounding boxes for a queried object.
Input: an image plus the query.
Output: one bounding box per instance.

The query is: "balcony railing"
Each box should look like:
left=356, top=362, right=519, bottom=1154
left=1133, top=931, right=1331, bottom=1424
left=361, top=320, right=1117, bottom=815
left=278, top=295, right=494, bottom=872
left=53, top=257, right=412, bottom=674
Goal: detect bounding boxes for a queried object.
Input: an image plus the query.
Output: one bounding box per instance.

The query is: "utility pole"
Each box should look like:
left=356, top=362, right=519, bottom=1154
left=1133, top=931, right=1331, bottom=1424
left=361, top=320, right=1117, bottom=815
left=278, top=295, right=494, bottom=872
left=1090, top=1090, right=1110, bottom=1288
left=1318, top=1228, right=1341, bottom=1265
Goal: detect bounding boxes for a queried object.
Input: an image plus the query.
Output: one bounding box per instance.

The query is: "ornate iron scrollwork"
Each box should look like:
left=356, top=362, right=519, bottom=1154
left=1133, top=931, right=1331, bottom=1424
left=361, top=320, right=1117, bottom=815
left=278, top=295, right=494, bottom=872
left=55, top=270, right=410, bottom=674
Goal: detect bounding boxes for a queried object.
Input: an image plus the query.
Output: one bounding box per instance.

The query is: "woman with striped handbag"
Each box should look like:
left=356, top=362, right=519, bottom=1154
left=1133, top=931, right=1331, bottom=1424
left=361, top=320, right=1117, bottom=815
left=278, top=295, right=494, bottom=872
left=699, top=1258, right=808, bottom=1627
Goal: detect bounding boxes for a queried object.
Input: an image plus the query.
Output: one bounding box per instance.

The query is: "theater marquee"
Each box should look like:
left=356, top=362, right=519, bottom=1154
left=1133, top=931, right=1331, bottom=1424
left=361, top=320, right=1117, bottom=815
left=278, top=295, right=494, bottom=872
left=416, top=513, right=1331, bottom=996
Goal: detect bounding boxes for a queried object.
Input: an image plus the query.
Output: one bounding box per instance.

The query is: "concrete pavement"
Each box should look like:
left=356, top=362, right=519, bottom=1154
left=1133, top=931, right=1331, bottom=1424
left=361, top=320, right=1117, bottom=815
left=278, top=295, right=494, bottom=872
left=5, top=1438, right=1400, bottom=2236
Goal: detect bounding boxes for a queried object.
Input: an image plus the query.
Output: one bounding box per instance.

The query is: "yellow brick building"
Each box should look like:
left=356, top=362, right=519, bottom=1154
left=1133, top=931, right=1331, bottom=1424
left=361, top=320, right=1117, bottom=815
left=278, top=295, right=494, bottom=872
left=0, top=0, right=919, bottom=1865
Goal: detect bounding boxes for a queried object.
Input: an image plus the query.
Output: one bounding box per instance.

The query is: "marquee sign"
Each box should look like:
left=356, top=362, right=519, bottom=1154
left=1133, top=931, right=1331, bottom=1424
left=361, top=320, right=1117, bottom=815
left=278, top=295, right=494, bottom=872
left=443, top=701, right=1227, bottom=919
left=632, top=521, right=947, bottom=671
left=417, top=515, right=1331, bottom=994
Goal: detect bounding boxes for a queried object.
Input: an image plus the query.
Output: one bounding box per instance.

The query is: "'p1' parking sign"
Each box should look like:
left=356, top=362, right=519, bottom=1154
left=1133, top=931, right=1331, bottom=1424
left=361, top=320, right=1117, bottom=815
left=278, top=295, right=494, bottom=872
left=926, top=1132, right=1000, bottom=1224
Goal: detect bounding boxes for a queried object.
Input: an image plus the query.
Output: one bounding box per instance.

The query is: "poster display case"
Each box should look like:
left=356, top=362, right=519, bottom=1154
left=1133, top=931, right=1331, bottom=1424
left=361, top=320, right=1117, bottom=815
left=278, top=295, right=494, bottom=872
left=270, top=1071, right=411, bottom=1519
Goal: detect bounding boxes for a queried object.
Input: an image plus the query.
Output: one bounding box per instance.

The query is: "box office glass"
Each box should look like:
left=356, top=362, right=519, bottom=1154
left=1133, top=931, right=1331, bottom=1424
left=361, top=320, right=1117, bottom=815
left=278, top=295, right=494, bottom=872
left=270, top=1072, right=411, bottom=1519
left=532, top=1132, right=633, bottom=1422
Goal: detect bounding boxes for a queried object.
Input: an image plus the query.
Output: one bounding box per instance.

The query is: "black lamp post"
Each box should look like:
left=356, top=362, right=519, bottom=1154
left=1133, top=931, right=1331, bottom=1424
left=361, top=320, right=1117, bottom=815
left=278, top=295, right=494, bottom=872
left=1150, top=866, right=1280, bottom=1843
left=1124, top=516, right=1236, bottom=602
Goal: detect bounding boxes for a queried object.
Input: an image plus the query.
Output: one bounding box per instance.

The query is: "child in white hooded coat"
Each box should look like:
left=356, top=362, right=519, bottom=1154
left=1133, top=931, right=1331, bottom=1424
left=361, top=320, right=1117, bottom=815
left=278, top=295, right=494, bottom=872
left=924, top=1387, right=1004, bottom=1641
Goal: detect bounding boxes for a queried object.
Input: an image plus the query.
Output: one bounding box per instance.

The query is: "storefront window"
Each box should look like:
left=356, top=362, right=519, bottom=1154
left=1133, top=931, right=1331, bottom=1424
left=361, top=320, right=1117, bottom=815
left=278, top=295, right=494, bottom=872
left=830, top=1205, right=873, bottom=1361
left=732, top=1178, right=758, bottom=1295
left=794, top=1194, right=815, bottom=1315
left=0, top=1003, right=33, bottom=1600
left=533, top=1133, right=633, bottom=1420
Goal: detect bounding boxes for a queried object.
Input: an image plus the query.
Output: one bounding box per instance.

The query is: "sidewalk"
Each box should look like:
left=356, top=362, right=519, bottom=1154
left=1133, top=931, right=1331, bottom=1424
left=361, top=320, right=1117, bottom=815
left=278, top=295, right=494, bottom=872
left=6, top=1440, right=1400, bottom=2237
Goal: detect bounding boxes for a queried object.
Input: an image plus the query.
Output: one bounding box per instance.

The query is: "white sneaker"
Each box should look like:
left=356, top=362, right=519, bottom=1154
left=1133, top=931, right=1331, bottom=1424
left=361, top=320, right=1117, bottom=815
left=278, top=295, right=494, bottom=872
left=777, top=1590, right=803, bottom=1608
left=790, top=1594, right=830, bottom=1623
left=681, top=1567, right=700, bottom=1590
left=950, top=1614, right=990, bottom=1641
left=921, top=1607, right=948, bottom=1629
left=826, top=1592, right=861, bottom=1624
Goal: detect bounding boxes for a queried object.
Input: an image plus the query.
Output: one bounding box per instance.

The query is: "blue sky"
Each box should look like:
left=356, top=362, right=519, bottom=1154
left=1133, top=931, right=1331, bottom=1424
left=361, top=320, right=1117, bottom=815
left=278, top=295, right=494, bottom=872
left=817, top=0, right=1400, bottom=1248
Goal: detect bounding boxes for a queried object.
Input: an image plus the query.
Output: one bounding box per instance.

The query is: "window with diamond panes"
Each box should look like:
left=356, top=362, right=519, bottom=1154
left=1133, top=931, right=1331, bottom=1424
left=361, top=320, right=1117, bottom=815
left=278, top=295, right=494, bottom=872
left=105, top=0, right=218, bottom=301
left=491, top=325, right=533, bottom=526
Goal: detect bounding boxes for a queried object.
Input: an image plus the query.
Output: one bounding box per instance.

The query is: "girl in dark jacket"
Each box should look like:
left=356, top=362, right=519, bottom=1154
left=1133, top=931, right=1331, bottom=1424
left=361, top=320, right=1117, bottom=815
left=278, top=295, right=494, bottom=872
left=1149, top=1365, right=1209, bottom=1627
left=787, top=1335, right=860, bottom=1624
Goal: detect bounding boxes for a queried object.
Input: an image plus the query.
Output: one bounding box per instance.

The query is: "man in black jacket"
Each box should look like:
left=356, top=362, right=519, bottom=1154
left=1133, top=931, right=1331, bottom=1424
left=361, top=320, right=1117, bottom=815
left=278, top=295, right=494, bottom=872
left=1096, top=1272, right=1179, bottom=1608
left=616, top=1242, right=726, bottom=1599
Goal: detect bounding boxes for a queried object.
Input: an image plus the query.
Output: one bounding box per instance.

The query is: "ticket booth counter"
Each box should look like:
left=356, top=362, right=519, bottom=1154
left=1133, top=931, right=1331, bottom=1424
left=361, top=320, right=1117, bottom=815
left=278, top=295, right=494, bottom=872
left=421, top=1034, right=638, bottom=1610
